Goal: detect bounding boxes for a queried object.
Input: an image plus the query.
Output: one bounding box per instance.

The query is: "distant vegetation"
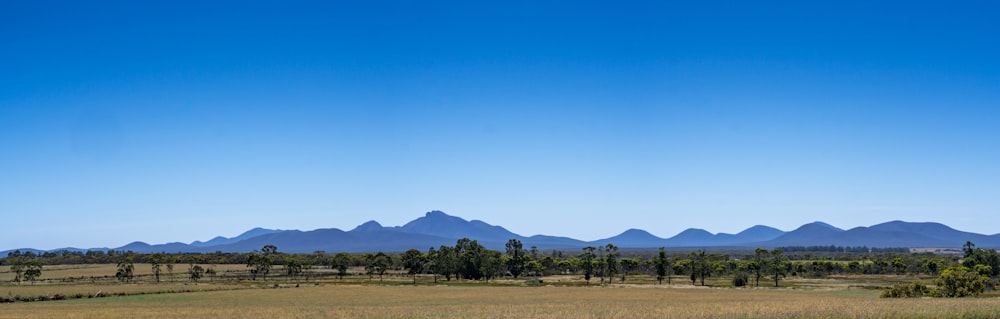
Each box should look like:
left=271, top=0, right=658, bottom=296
left=2, top=239, right=999, bottom=304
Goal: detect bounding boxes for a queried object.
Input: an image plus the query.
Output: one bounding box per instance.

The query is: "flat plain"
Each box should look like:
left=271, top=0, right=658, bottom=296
left=4, top=272, right=1000, bottom=318
left=4, top=285, right=1000, bottom=319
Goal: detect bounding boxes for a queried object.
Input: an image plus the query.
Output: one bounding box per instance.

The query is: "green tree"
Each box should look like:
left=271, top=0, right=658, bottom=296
left=426, top=247, right=440, bottom=282
left=936, top=266, right=988, bottom=297
left=331, top=253, right=350, bottom=280
left=891, top=257, right=907, bottom=274
left=285, top=257, right=303, bottom=281
left=482, top=250, right=505, bottom=283
left=527, top=259, right=544, bottom=279
left=370, top=252, right=391, bottom=283
left=753, top=248, right=769, bottom=287
left=686, top=255, right=697, bottom=285
left=165, top=257, right=175, bottom=282
left=455, top=238, right=489, bottom=280
left=262, top=244, right=278, bottom=255
left=619, top=258, right=639, bottom=282
left=691, top=250, right=711, bottom=286
left=116, top=257, right=135, bottom=283
left=246, top=246, right=275, bottom=281
left=432, top=245, right=458, bottom=281
left=770, top=249, right=786, bottom=287
left=401, top=249, right=426, bottom=284
left=364, top=253, right=376, bottom=280
left=925, top=259, right=940, bottom=275
left=23, top=261, right=42, bottom=285
left=247, top=252, right=263, bottom=280
left=150, top=253, right=165, bottom=283
left=205, top=267, right=217, bottom=282
left=189, top=264, right=204, bottom=282
left=655, top=247, right=669, bottom=284
left=505, top=238, right=527, bottom=279
left=8, top=257, right=25, bottom=285
left=603, top=244, right=620, bottom=285
left=962, top=241, right=1000, bottom=277
left=581, top=246, right=596, bottom=284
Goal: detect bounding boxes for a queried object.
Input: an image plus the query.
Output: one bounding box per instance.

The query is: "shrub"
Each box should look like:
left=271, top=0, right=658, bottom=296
left=880, top=282, right=929, bottom=298
left=935, top=266, right=988, bottom=297
left=732, top=272, right=749, bottom=287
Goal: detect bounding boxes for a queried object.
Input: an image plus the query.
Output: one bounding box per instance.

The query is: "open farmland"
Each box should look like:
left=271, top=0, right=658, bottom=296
left=3, top=284, right=1000, bottom=319
left=3, top=265, right=1000, bottom=319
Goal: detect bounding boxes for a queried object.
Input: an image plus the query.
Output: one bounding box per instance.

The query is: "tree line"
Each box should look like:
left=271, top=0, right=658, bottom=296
left=3, top=239, right=986, bottom=288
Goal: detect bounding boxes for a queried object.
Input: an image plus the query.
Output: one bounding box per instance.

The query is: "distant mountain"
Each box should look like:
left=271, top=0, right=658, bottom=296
left=394, top=211, right=521, bottom=243
left=765, top=222, right=845, bottom=246
left=522, top=235, right=587, bottom=249
left=869, top=221, right=996, bottom=245
left=814, top=221, right=1000, bottom=248
left=351, top=221, right=387, bottom=232
left=190, top=227, right=283, bottom=247
left=733, top=225, right=786, bottom=242
left=593, top=229, right=666, bottom=247
left=6, top=212, right=1000, bottom=254
left=116, top=241, right=195, bottom=253
left=667, top=228, right=718, bottom=247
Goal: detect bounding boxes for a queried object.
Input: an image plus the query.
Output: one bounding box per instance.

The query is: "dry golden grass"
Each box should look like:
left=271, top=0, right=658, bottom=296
left=2, top=282, right=244, bottom=299
left=3, top=284, right=1000, bottom=318
left=0, top=263, right=247, bottom=283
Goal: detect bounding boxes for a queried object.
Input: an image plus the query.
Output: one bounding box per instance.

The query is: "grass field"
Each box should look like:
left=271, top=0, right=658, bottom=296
left=3, top=264, right=1000, bottom=318
left=3, top=284, right=1000, bottom=318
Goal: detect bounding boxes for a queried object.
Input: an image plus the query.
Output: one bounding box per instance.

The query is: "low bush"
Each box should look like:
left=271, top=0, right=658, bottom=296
left=732, top=272, right=749, bottom=287
left=880, top=282, right=929, bottom=298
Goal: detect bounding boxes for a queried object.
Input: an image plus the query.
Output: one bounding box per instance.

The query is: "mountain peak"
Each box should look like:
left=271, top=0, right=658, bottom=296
left=350, top=220, right=384, bottom=232
left=592, top=228, right=664, bottom=248
left=622, top=228, right=652, bottom=235
left=804, top=221, right=843, bottom=232
left=677, top=228, right=713, bottom=236
left=735, top=225, right=786, bottom=242
left=397, top=211, right=518, bottom=242
left=426, top=210, right=449, bottom=218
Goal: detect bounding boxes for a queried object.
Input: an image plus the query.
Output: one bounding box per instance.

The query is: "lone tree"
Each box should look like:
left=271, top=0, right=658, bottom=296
left=23, top=261, right=42, bottom=285
left=116, top=257, right=135, bottom=283
left=505, top=238, right=527, bottom=279
left=401, top=249, right=426, bottom=285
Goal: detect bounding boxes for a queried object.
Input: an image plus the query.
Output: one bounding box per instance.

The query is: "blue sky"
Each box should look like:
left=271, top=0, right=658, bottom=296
left=2, top=1, right=999, bottom=250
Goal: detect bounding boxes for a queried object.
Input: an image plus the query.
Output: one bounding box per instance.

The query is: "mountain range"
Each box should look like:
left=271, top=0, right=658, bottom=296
left=5, top=211, right=999, bottom=254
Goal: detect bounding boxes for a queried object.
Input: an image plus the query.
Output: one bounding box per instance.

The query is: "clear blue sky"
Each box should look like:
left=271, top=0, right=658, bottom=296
left=2, top=1, right=999, bottom=250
